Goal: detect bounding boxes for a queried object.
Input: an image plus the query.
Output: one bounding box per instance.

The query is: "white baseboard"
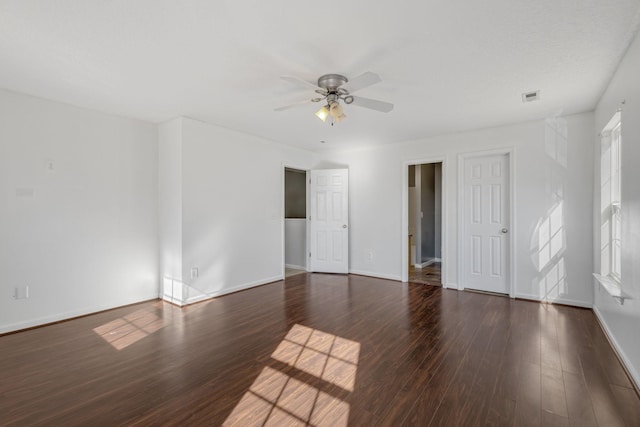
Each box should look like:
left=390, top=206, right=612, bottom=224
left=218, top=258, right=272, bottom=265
left=162, top=294, right=185, bottom=306
left=181, top=275, right=285, bottom=306
left=443, top=282, right=459, bottom=290
left=593, top=305, right=640, bottom=393
left=414, top=258, right=441, bottom=269
left=285, top=264, right=306, bottom=271
left=514, top=293, right=592, bottom=308
left=184, top=293, right=211, bottom=305
left=349, top=270, right=401, bottom=281
left=164, top=274, right=286, bottom=307
left=0, top=292, right=161, bottom=334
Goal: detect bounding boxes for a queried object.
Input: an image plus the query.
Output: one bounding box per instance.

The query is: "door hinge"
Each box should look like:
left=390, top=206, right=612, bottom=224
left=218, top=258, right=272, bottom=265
left=309, top=252, right=311, bottom=258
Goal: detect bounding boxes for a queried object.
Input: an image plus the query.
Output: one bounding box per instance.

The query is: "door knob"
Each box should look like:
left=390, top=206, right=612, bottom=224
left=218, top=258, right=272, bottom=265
left=501, top=228, right=508, bottom=234
left=343, top=224, right=348, bottom=229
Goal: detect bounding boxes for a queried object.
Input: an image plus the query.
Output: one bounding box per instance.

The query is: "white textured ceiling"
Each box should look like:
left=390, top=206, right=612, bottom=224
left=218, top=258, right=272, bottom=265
left=1, top=0, right=639, bottom=151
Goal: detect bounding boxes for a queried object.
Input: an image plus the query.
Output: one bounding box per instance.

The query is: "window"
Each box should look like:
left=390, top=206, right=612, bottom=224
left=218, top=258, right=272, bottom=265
left=600, top=111, right=622, bottom=281
left=610, top=121, right=622, bottom=280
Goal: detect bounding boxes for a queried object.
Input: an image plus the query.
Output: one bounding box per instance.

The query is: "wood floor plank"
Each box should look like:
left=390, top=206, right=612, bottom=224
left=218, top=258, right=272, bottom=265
left=514, top=401, right=541, bottom=427
left=447, top=297, right=513, bottom=426
left=374, top=290, right=478, bottom=426
left=515, top=362, right=542, bottom=426
left=428, top=304, right=497, bottom=425
left=563, top=371, right=598, bottom=427
left=0, top=274, right=638, bottom=426
left=541, top=410, right=570, bottom=427
left=541, top=306, right=563, bottom=372
left=485, top=396, right=516, bottom=426
left=399, top=293, right=491, bottom=426
left=580, top=349, right=627, bottom=427
left=541, top=368, right=568, bottom=418
left=610, top=383, right=640, bottom=427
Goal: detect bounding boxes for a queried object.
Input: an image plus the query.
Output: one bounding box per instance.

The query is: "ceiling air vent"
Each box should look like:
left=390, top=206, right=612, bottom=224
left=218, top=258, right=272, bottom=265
left=522, top=90, right=540, bottom=103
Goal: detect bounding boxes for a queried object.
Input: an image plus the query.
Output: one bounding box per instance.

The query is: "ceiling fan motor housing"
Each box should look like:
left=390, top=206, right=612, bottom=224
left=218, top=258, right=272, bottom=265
left=317, top=74, right=348, bottom=90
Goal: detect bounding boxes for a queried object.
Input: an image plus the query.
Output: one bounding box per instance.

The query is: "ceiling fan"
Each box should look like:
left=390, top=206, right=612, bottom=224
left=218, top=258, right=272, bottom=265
left=275, top=72, right=393, bottom=124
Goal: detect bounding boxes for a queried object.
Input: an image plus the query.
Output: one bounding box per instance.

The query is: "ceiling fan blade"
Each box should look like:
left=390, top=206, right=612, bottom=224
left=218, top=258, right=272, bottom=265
left=274, top=99, right=313, bottom=112
left=342, top=71, right=382, bottom=93
left=280, top=75, right=322, bottom=91
left=349, top=96, right=394, bottom=113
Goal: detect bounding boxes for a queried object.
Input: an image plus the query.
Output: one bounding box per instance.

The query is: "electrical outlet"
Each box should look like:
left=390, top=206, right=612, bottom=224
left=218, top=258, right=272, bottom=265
left=190, top=267, right=199, bottom=279
left=13, top=285, right=29, bottom=300
left=367, top=251, right=374, bottom=261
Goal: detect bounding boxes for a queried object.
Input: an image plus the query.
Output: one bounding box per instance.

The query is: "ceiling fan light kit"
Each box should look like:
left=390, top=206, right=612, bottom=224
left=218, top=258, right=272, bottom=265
left=329, top=101, right=346, bottom=122
left=276, top=72, right=393, bottom=124
left=315, top=105, right=330, bottom=122
left=314, top=101, right=345, bottom=124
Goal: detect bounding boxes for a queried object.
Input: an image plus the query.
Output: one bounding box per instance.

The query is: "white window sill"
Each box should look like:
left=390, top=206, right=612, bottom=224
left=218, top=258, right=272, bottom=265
left=593, top=273, right=632, bottom=305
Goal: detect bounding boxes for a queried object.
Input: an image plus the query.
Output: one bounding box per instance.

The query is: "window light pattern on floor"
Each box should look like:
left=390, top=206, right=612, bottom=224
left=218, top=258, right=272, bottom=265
left=93, top=301, right=213, bottom=351
left=93, top=306, right=164, bottom=350
left=224, top=324, right=360, bottom=427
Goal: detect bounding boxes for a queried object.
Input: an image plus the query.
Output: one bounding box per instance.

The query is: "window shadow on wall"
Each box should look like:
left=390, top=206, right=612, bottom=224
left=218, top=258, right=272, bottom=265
left=530, top=117, right=568, bottom=301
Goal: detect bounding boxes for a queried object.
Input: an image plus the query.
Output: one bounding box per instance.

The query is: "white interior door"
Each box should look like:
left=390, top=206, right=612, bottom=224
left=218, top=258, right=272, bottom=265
left=309, top=169, right=349, bottom=273
left=463, top=154, right=510, bottom=294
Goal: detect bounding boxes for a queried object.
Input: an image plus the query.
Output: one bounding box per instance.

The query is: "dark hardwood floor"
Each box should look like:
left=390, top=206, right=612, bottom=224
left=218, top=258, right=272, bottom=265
left=409, top=262, right=442, bottom=286
left=1, top=273, right=638, bottom=426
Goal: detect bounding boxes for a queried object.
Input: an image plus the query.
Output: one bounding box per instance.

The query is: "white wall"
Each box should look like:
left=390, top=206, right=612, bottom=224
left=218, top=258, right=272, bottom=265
left=319, top=112, right=594, bottom=306
left=158, top=118, right=184, bottom=304
left=593, top=30, right=640, bottom=389
left=0, top=90, right=159, bottom=333
left=159, top=117, right=316, bottom=301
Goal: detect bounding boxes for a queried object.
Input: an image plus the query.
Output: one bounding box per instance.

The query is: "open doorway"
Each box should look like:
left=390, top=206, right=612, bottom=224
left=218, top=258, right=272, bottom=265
left=406, top=161, right=444, bottom=286
left=284, top=167, right=307, bottom=278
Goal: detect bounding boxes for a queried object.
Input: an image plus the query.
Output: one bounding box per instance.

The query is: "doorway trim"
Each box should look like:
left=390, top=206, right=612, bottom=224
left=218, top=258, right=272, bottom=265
left=457, top=147, right=516, bottom=298
left=402, top=156, right=447, bottom=285
left=281, top=163, right=310, bottom=279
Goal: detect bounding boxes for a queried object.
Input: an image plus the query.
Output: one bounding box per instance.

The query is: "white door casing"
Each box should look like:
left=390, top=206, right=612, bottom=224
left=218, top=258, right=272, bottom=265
left=463, top=154, right=510, bottom=294
left=309, top=169, right=349, bottom=273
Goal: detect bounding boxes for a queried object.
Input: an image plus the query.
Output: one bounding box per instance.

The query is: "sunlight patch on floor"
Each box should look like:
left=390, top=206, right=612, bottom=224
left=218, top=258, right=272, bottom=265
left=224, top=324, right=359, bottom=426
left=272, top=325, right=360, bottom=392
left=93, top=308, right=164, bottom=350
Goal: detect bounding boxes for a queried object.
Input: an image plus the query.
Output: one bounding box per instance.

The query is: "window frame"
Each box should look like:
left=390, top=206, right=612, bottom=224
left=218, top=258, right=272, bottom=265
left=601, top=111, right=622, bottom=283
